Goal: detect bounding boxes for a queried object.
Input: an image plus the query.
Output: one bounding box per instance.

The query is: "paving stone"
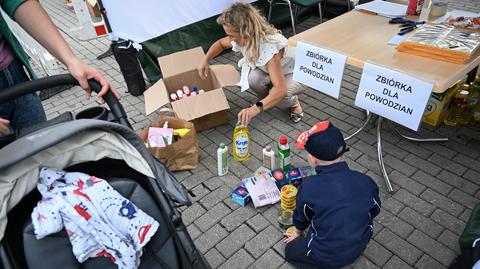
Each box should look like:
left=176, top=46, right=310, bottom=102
left=393, top=189, right=435, bottom=217
left=437, top=170, right=479, bottom=196
left=189, top=184, right=210, bottom=203
left=363, top=240, right=392, bottom=267
left=384, top=155, right=418, bottom=177
left=438, top=229, right=461, bottom=254
left=375, top=228, right=422, bottom=265
left=411, top=170, right=453, bottom=196
left=383, top=256, right=414, bottom=269
left=460, top=208, right=473, bottom=222
left=407, top=230, right=456, bottom=266
left=376, top=210, right=415, bottom=238
left=182, top=203, right=206, bottom=225
left=194, top=224, right=228, bottom=254
left=404, top=154, right=442, bottom=176
left=352, top=140, right=378, bottom=158
left=419, top=143, right=457, bottom=160
left=398, top=207, right=444, bottom=239
left=182, top=169, right=215, bottom=189
left=448, top=189, right=478, bottom=210
left=388, top=170, right=425, bottom=196
left=218, top=249, right=254, bottom=269
left=204, top=176, right=225, bottom=191
left=396, top=140, right=432, bottom=159
left=348, top=256, right=381, bottom=269
left=245, top=226, right=283, bottom=258
left=220, top=206, right=257, bottom=232
left=216, top=224, right=256, bottom=257
left=431, top=209, right=466, bottom=235
left=278, top=262, right=296, bottom=269
left=382, top=197, right=405, bottom=215
left=415, top=254, right=447, bottom=269
left=251, top=249, right=284, bottom=269
left=187, top=223, right=202, bottom=241
left=463, top=169, right=480, bottom=184
left=428, top=154, right=468, bottom=176
left=194, top=203, right=231, bottom=232
left=421, top=188, right=464, bottom=217
left=357, top=154, right=392, bottom=175
left=200, top=185, right=231, bottom=208
left=455, top=153, right=480, bottom=173
left=247, top=213, right=271, bottom=233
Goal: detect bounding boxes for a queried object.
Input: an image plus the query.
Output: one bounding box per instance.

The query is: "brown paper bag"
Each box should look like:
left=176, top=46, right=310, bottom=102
left=140, top=115, right=199, bottom=171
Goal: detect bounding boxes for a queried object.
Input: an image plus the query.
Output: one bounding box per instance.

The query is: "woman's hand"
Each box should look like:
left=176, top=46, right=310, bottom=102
left=238, top=106, right=260, bottom=127
left=0, top=118, right=11, bottom=135
left=283, top=227, right=301, bottom=244
left=66, top=58, right=121, bottom=100
left=197, top=59, right=209, bottom=80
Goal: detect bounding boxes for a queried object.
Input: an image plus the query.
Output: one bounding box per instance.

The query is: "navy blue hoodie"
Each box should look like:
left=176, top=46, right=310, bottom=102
left=292, top=162, right=381, bottom=269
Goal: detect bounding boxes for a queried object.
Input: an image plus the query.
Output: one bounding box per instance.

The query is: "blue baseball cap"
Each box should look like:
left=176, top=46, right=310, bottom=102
left=295, top=121, right=349, bottom=161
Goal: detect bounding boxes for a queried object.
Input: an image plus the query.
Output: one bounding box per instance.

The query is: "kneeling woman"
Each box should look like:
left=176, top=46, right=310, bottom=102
left=198, top=2, right=306, bottom=126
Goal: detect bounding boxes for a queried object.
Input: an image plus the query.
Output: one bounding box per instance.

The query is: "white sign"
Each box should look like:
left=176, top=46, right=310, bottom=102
left=293, top=41, right=347, bottom=99
left=355, top=63, right=433, bottom=131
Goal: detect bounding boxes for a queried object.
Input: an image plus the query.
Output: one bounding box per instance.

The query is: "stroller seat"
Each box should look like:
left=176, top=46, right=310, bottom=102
left=22, top=178, right=179, bottom=269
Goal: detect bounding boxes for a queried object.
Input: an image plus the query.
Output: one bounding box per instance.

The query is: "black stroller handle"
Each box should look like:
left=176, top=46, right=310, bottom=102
left=0, top=74, right=132, bottom=129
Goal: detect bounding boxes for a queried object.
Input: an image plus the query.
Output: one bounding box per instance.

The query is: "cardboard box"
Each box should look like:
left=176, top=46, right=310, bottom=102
left=287, top=168, right=302, bottom=187
left=144, top=47, right=240, bottom=132
left=422, top=82, right=461, bottom=127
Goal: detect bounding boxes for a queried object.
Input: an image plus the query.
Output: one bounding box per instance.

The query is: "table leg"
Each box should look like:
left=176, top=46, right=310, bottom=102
left=388, top=121, right=448, bottom=143
left=377, top=117, right=394, bottom=192
left=345, top=110, right=372, bottom=141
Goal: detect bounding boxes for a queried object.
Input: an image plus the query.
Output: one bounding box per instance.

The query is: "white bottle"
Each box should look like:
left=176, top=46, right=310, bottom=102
left=262, top=145, right=276, bottom=170
left=217, top=143, right=228, bottom=176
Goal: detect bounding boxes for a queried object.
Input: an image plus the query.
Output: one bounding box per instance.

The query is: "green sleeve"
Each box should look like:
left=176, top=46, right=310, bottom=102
left=1, top=0, right=26, bottom=19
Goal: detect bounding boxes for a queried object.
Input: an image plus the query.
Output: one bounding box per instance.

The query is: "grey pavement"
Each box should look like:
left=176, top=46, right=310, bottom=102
left=38, top=1, right=480, bottom=268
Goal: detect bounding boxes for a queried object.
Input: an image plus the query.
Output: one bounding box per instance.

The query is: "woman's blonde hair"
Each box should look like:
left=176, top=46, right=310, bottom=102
left=217, top=2, right=279, bottom=64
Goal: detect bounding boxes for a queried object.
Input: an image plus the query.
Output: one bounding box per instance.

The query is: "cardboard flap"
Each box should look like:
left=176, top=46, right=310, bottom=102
left=211, top=64, right=240, bottom=87
left=144, top=80, right=169, bottom=115
left=158, top=47, right=206, bottom=78
left=171, top=89, right=229, bottom=121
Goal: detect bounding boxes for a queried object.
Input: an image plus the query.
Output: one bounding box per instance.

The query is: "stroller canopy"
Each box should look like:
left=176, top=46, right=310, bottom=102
left=0, top=120, right=190, bottom=241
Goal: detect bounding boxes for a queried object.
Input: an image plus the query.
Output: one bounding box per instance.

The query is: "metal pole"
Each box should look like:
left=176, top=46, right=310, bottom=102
left=377, top=117, right=393, bottom=192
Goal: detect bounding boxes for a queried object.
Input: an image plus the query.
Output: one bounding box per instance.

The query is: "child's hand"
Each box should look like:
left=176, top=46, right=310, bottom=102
left=197, top=59, right=209, bottom=80
left=283, top=226, right=301, bottom=244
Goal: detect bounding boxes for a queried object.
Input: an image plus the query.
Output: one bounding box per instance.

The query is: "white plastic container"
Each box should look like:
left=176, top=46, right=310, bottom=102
left=262, top=145, right=277, bottom=170
left=217, top=143, right=228, bottom=176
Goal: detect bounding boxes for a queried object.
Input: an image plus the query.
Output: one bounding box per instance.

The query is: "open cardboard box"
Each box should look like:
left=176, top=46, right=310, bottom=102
left=144, top=47, right=240, bottom=132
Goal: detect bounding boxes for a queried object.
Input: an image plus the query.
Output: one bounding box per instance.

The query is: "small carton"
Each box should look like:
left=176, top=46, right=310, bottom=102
left=287, top=168, right=302, bottom=187
left=144, top=47, right=240, bottom=132
left=231, top=185, right=251, bottom=207
left=272, top=169, right=287, bottom=190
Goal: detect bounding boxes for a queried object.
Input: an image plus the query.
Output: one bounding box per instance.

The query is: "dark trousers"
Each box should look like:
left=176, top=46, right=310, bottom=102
left=285, top=237, right=324, bottom=269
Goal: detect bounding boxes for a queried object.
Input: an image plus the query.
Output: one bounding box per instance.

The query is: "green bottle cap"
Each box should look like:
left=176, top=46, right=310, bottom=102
left=220, top=143, right=225, bottom=149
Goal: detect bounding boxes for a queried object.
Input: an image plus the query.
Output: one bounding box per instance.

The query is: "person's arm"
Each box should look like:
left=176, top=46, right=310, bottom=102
left=0, top=118, right=10, bottom=135
left=292, top=185, right=311, bottom=231
left=198, top=36, right=232, bottom=79
left=13, top=1, right=120, bottom=99
left=238, top=49, right=287, bottom=126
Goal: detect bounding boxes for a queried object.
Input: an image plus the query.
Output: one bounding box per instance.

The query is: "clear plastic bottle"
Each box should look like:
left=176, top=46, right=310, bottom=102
left=277, top=136, right=291, bottom=172
left=233, top=122, right=250, bottom=161
left=444, top=86, right=470, bottom=126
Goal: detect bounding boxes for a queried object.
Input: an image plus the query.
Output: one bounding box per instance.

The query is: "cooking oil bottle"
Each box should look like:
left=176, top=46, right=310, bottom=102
left=470, top=76, right=480, bottom=125
left=233, top=122, right=250, bottom=161
left=444, top=85, right=470, bottom=126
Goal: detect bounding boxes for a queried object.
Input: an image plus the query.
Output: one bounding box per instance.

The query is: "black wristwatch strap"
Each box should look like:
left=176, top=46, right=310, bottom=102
left=255, top=101, right=264, bottom=113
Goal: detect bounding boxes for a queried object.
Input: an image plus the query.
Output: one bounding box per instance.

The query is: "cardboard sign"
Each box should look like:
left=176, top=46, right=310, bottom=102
left=293, top=41, right=347, bottom=99
left=355, top=63, right=433, bottom=131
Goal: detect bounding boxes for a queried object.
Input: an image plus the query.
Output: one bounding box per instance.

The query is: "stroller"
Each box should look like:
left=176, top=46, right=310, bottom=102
left=0, top=75, right=210, bottom=269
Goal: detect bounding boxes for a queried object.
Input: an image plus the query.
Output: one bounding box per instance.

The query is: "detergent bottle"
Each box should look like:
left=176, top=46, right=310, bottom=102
left=233, top=122, right=250, bottom=161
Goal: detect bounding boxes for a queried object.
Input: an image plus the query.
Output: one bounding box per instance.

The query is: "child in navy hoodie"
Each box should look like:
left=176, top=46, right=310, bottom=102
left=284, top=121, right=381, bottom=269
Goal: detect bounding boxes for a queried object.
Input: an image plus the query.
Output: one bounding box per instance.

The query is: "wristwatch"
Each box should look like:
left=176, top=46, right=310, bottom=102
left=254, top=101, right=264, bottom=113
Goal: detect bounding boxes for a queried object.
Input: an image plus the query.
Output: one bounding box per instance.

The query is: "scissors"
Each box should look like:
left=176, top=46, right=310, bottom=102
left=389, top=17, right=425, bottom=35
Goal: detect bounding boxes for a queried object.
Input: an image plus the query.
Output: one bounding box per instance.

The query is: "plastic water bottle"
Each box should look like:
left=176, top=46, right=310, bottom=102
left=217, top=143, right=228, bottom=176
left=262, top=145, right=277, bottom=170
left=277, top=136, right=291, bottom=171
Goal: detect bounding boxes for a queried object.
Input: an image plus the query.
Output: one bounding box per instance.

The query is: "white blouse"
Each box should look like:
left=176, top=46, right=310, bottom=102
left=232, top=33, right=295, bottom=92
